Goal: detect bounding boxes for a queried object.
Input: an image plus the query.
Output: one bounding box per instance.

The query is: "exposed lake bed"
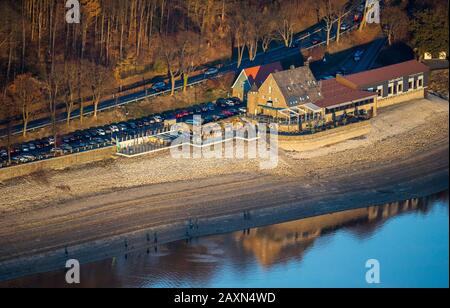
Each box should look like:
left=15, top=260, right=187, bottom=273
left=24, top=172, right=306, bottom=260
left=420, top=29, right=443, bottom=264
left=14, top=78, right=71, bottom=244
left=1, top=191, right=447, bottom=288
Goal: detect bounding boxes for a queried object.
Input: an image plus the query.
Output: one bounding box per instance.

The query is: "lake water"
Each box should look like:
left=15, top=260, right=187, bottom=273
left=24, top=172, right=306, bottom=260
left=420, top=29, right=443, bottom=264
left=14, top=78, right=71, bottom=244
left=2, top=191, right=448, bottom=288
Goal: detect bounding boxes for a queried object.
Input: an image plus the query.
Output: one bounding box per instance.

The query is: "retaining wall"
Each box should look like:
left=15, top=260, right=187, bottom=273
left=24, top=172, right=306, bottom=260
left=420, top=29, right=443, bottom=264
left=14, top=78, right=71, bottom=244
left=278, top=121, right=371, bottom=152
left=0, top=146, right=117, bottom=182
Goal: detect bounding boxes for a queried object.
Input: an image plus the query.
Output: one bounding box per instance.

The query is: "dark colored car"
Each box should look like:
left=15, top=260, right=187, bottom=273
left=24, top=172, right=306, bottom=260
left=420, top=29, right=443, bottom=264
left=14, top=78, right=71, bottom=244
left=311, top=35, right=322, bottom=45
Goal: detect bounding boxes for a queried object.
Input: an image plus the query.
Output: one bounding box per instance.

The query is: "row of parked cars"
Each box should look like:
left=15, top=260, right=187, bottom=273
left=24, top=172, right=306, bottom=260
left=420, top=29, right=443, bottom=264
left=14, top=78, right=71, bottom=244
left=175, top=97, right=246, bottom=124
left=0, top=97, right=245, bottom=168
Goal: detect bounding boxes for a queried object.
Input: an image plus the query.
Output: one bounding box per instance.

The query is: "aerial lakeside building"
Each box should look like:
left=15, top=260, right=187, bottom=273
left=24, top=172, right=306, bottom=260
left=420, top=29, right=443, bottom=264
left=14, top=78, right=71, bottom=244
left=239, top=60, right=429, bottom=130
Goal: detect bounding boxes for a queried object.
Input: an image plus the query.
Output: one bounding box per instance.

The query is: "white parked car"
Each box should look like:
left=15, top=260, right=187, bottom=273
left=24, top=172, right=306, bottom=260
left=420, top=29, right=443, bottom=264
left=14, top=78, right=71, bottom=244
left=109, top=125, right=120, bottom=133
left=340, top=23, right=350, bottom=31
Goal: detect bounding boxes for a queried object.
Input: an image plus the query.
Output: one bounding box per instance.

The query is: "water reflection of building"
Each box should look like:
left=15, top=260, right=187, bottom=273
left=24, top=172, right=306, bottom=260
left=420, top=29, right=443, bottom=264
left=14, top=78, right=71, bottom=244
left=234, top=197, right=437, bottom=268
left=1, top=192, right=446, bottom=288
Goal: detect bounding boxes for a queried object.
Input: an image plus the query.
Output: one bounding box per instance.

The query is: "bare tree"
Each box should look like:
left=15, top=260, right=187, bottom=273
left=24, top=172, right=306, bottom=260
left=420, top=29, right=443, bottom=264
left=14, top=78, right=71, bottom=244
left=322, top=0, right=336, bottom=47
left=61, top=62, right=79, bottom=126
left=7, top=74, right=42, bottom=137
left=84, top=61, right=112, bottom=119
left=0, top=90, right=18, bottom=164
left=261, top=19, right=277, bottom=53
left=335, top=1, right=348, bottom=43
left=276, top=9, right=296, bottom=48
left=179, top=32, right=204, bottom=93
left=381, top=4, right=410, bottom=45
left=159, top=34, right=183, bottom=96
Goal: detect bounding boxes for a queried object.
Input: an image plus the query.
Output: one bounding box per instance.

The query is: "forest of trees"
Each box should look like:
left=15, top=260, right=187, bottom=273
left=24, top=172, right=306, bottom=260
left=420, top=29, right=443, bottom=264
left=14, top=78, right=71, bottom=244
left=381, top=0, right=448, bottom=51
left=0, top=0, right=339, bottom=129
left=0, top=0, right=448, bottom=146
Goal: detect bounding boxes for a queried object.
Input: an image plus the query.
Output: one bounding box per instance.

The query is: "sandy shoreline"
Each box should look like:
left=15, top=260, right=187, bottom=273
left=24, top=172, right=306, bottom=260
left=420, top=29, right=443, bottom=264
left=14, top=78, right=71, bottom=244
left=0, top=96, right=448, bottom=281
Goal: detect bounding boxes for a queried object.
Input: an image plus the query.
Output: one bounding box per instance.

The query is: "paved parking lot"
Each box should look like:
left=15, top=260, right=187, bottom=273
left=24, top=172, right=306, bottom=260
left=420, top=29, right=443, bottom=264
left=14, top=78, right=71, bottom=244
left=0, top=98, right=245, bottom=169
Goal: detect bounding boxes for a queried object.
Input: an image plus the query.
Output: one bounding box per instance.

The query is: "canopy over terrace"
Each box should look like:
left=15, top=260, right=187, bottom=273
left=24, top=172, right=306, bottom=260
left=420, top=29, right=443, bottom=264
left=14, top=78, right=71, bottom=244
left=277, top=103, right=324, bottom=124
left=254, top=103, right=324, bottom=127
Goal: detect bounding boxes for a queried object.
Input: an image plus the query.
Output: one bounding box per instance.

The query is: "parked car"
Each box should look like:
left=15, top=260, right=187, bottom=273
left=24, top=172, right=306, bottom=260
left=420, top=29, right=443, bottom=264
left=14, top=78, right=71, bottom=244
left=340, top=23, right=350, bottom=31
left=151, top=81, right=166, bottom=92
left=175, top=111, right=189, bottom=119
left=193, top=105, right=202, bottom=114
left=229, top=97, right=242, bottom=105
left=118, top=123, right=128, bottom=131
left=216, top=98, right=235, bottom=107
left=153, top=115, right=163, bottom=123
left=47, top=137, right=55, bottom=145
left=354, top=49, right=364, bottom=62
left=203, top=115, right=214, bottom=123
left=204, top=67, right=219, bottom=77
left=322, top=75, right=334, bottom=80
left=221, top=110, right=234, bottom=117
left=311, top=35, right=322, bottom=45
left=184, top=118, right=204, bottom=125
left=20, top=145, right=30, bottom=153
left=335, top=68, right=347, bottom=76
left=109, top=125, right=120, bottom=133
left=228, top=108, right=239, bottom=115
left=96, top=128, right=106, bottom=136
left=214, top=114, right=226, bottom=121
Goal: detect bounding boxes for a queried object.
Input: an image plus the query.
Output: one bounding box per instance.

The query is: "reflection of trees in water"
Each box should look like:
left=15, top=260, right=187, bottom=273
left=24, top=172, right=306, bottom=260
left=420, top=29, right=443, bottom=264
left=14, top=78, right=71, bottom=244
left=232, top=191, right=448, bottom=268
left=3, top=192, right=447, bottom=288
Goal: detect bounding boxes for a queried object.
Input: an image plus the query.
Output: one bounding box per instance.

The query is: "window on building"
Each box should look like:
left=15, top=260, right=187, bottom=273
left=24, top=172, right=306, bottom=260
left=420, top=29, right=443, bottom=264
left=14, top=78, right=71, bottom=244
left=268, top=86, right=272, bottom=94
left=398, top=82, right=403, bottom=93
left=377, top=86, right=383, bottom=97
left=388, top=84, right=394, bottom=96
left=418, top=76, right=424, bottom=88
left=409, top=78, right=414, bottom=90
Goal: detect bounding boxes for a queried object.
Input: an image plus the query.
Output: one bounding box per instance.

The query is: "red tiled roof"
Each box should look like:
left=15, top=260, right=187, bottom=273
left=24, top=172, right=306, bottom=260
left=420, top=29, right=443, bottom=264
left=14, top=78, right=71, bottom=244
left=342, top=60, right=430, bottom=87
left=316, top=78, right=376, bottom=108
left=244, top=62, right=283, bottom=87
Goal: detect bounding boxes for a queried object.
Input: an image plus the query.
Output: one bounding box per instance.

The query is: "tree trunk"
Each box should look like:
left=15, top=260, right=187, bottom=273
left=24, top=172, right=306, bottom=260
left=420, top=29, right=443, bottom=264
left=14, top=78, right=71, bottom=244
left=170, top=73, right=176, bottom=96
left=94, top=100, right=99, bottom=119
left=183, top=73, right=189, bottom=92
left=67, top=106, right=72, bottom=126
left=79, top=100, right=84, bottom=123
left=337, top=18, right=342, bottom=43
left=326, top=21, right=332, bottom=46
left=22, top=106, right=28, bottom=137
